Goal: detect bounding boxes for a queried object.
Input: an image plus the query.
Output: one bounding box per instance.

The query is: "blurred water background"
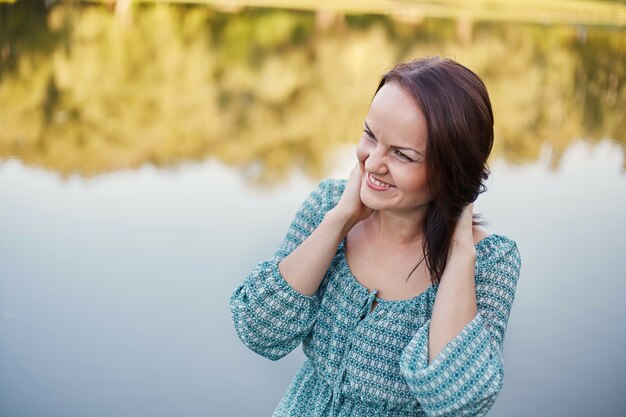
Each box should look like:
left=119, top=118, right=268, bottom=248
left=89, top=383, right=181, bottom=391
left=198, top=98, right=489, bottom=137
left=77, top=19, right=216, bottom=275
left=1, top=1, right=625, bottom=416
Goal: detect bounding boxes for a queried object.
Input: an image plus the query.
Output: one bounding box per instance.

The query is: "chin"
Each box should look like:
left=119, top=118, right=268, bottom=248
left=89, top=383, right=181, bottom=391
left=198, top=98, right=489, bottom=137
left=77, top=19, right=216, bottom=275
left=360, top=186, right=393, bottom=211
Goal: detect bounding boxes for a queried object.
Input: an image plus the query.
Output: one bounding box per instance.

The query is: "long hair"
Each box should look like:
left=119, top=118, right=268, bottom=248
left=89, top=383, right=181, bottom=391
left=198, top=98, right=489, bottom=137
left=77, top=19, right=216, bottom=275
left=375, top=57, right=494, bottom=285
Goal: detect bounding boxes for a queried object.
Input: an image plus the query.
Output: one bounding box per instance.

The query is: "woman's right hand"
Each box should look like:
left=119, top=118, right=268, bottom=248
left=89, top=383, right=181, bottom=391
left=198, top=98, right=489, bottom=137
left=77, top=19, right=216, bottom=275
left=330, top=163, right=374, bottom=230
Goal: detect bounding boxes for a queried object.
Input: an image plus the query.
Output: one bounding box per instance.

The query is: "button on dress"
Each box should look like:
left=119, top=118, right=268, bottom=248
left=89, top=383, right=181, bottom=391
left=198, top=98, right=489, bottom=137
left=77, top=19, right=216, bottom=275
left=230, top=179, right=522, bottom=417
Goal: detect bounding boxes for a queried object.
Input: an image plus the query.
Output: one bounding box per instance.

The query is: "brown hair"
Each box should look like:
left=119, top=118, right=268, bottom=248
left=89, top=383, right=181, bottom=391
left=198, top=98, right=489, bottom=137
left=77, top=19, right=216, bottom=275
left=375, top=57, right=494, bottom=285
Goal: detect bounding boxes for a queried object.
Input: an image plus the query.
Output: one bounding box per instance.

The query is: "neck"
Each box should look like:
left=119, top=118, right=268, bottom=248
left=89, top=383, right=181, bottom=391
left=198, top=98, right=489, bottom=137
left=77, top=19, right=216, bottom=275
left=365, top=208, right=427, bottom=247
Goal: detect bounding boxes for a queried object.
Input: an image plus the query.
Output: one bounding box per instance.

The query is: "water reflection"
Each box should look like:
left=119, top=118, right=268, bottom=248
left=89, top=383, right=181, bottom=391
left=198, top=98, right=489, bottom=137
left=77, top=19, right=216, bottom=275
left=0, top=1, right=624, bottom=182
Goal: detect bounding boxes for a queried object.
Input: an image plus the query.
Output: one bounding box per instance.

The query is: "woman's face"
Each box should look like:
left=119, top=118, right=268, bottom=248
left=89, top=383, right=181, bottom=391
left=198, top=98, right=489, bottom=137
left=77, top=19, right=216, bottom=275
left=356, top=82, right=431, bottom=214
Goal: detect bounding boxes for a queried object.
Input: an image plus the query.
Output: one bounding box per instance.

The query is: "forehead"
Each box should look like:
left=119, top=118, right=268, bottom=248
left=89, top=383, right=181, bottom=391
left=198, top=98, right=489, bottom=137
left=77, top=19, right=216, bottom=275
left=366, top=82, right=428, bottom=150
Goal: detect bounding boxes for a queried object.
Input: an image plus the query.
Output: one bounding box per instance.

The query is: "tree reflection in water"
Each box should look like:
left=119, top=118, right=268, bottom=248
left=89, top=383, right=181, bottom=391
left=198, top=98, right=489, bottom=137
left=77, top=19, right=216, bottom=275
left=0, top=1, right=624, bottom=182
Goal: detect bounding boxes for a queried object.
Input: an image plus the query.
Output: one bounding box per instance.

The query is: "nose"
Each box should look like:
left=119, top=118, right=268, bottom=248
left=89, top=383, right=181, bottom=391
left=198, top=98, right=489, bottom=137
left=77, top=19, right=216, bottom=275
left=363, top=144, right=388, bottom=175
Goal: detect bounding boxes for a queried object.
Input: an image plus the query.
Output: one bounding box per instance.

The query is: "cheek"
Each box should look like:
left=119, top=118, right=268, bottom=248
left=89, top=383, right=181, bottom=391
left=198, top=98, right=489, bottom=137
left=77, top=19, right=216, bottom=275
left=356, top=138, right=370, bottom=163
left=410, top=172, right=431, bottom=198
left=399, top=167, right=429, bottom=194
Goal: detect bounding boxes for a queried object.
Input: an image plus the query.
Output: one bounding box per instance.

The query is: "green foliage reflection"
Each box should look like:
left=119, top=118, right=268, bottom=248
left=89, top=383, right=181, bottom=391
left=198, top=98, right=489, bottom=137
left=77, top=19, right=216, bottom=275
left=0, top=2, right=624, bottom=181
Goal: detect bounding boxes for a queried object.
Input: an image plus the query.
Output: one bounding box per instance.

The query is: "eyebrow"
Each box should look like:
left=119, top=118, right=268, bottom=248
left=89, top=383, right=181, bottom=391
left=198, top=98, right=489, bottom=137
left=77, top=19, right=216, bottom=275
left=363, top=121, right=423, bottom=156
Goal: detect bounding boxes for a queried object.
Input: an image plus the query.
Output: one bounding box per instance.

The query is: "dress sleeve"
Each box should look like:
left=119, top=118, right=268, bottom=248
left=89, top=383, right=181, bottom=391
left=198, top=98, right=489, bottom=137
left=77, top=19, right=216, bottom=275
left=399, top=236, right=522, bottom=416
left=229, top=179, right=338, bottom=361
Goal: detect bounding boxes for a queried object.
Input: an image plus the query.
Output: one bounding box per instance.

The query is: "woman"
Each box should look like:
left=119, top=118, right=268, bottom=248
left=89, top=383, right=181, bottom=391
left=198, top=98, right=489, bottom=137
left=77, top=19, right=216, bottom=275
left=230, top=57, right=522, bottom=417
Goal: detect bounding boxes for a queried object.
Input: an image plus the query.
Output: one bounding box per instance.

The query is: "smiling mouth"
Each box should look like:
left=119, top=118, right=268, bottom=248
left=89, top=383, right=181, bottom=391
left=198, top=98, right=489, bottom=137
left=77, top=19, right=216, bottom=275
left=367, top=173, right=395, bottom=189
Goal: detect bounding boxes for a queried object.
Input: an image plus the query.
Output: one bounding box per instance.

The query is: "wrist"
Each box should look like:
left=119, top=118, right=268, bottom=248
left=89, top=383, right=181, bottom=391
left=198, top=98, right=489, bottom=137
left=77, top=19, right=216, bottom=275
left=448, top=240, right=477, bottom=261
left=326, top=207, right=359, bottom=236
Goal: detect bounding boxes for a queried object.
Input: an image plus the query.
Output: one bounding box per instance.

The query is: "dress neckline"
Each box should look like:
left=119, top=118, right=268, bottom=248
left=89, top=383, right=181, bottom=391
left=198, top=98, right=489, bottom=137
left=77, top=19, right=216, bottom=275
left=337, top=233, right=502, bottom=308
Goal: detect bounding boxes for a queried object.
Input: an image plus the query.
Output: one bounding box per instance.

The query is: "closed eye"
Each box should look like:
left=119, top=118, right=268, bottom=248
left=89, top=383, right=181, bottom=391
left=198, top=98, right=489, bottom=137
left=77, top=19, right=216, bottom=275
left=363, top=129, right=377, bottom=142
left=393, top=149, right=414, bottom=162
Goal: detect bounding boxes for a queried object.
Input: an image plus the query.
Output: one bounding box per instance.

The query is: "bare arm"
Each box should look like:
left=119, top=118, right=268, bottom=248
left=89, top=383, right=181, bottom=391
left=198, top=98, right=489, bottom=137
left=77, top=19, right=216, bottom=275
left=279, top=164, right=373, bottom=296
left=427, top=203, right=478, bottom=364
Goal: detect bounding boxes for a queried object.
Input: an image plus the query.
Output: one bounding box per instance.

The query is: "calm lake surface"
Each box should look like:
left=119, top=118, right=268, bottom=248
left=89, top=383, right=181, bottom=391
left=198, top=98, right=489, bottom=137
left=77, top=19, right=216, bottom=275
left=1, top=1, right=625, bottom=417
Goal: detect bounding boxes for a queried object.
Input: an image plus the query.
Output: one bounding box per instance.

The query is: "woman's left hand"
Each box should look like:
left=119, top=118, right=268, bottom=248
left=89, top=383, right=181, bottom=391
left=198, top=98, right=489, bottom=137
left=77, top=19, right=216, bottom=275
left=450, top=203, right=475, bottom=251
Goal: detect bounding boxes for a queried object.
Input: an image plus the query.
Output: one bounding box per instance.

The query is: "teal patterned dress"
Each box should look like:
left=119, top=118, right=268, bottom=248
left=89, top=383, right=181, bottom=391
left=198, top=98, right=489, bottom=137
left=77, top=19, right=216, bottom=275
left=230, top=179, right=522, bottom=417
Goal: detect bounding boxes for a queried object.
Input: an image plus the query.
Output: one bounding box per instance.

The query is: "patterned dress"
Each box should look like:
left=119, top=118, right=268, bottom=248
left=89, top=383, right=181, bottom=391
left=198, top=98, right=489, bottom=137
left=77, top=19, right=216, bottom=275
left=230, top=179, right=522, bottom=417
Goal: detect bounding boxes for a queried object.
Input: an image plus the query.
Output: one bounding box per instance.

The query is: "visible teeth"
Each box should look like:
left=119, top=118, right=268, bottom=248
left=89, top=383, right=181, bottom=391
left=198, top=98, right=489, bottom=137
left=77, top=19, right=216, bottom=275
left=369, top=173, right=392, bottom=188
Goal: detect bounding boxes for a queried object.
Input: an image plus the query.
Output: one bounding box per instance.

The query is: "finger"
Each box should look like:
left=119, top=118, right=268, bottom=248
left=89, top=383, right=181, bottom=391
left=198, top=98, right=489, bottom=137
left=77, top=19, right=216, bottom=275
left=457, top=203, right=473, bottom=226
left=462, top=204, right=474, bottom=227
